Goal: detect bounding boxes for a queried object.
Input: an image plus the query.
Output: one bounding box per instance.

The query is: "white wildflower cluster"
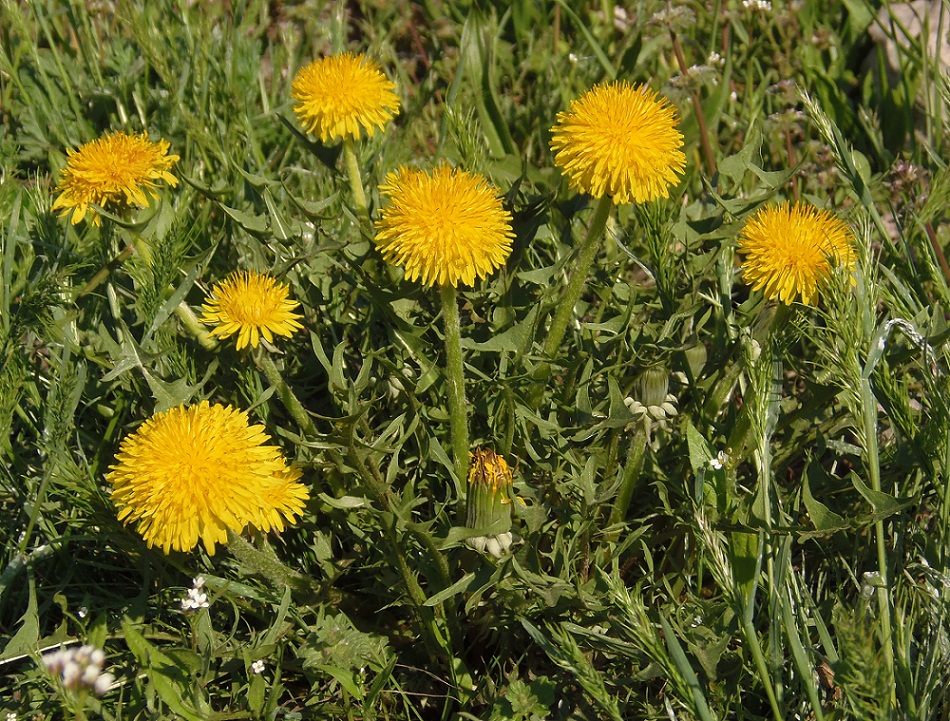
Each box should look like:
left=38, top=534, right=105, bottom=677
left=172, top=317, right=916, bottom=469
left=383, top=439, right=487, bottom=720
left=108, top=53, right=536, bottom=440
left=742, top=0, right=772, bottom=12
left=42, top=644, right=114, bottom=697
left=707, top=51, right=725, bottom=67
left=181, top=577, right=210, bottom=611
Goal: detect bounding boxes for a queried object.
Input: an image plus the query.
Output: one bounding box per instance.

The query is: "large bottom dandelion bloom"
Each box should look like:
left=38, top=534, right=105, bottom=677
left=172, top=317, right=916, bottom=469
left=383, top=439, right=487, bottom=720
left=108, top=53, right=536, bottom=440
left=739, top=202, right=854, bottom=305
left=374, top=166, right=514, bottom=287
left=107, top=402, right=309, bottom=554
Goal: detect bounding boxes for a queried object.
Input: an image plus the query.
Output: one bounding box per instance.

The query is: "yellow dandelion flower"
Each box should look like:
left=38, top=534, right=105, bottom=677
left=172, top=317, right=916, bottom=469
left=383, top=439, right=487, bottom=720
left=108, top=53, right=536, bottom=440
left=550, top=81, right=686, bottom=204
left=739, top=202, right=854, bottom=305
left=200, top=271, right=304, bottom=350
left=107, top=401, right=309, bottom=555
left=374, top=165, right=515, bottom=287
left=51, top=131, right=179, bottom=226
left=292, top=52, right=400, bottom=142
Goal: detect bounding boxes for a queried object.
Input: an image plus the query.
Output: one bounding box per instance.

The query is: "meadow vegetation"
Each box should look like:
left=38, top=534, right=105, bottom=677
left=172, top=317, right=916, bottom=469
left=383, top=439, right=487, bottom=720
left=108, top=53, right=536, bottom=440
left=2, top=0, right=950, bottom=719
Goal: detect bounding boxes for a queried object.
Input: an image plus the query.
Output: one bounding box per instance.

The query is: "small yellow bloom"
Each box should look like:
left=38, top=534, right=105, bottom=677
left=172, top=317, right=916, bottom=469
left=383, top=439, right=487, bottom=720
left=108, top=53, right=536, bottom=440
left=200, top=271, right=304, bottom=350
left=374, top=165, right=515, bottom=287
left=51, top=131, right=179, bottom=225
left=550, top=81, right=686, bottom=204
left=739, top=202, right=854, bottom=305
left=292, top=52, right=400, bottom=142
left=107, top=401, right=309, bottom=555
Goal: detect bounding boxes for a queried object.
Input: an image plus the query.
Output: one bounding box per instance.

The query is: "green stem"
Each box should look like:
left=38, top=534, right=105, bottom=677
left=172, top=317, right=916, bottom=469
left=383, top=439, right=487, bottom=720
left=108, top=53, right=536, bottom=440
left=256, top=350, right=317, bottom=437
left=607, top=417, right=650, bottom=531
left=225, top=529, right=313, bottom=594
left=343, top=137, right=370, bottom=226
left=440, top=283, right=470, bottom=483
left=174, top=302, right=218, bottom=350
left=75, top=242, right=133, bottom=300
left=859, top=375, right=896, bottom=705
left=542, top=194, right=613, bottom=359
left=741, top=611, right=784, bottom=721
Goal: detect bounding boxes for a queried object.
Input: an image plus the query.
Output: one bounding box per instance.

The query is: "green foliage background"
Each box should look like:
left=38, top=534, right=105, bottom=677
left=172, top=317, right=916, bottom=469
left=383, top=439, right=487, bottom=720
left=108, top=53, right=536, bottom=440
left=2, top=0, right=950, bottom=719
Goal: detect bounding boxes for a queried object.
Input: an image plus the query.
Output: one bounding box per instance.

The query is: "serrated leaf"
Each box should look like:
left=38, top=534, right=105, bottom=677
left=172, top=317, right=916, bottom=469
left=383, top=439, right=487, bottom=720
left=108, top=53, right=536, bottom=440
left=802, top=464, right=848, bottom=533
left=686, top=420, right=716, bottom=477
left=464, top=304, right=539, bottom=353
left=218, top=203, right=269, bottom=236
left=850, top=472, right=915, bottom=518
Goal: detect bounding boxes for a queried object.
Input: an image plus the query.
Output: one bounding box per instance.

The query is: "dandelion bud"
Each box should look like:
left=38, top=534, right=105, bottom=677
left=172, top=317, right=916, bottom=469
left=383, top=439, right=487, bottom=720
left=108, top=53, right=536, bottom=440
left=464, top=448, right=519, bottom=558
left=625, top=367, right=678, bottom=422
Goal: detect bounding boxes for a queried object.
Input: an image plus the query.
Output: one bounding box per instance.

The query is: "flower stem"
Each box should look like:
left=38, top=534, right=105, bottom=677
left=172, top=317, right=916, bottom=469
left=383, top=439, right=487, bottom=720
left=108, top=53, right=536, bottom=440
left=607, top=417, right=650, bottom=531
left=256, top=350, right=317, bottom=437
left=542, top=194, right=613, bottom=359
left=440, top=283, right=470, bottom=483
left=342, top=137, right=370, bottom=227
left=174, top=302, right=218, bottom=350
left=75, top=241, right=135, bottom=300
left=225, top=529, right=313, bottom=594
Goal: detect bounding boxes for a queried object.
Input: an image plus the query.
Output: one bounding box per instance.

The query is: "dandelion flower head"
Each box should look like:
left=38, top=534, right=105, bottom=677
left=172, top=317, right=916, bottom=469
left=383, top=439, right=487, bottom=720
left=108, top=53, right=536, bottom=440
left=201, top=271, right=304, bottom=350
left=550, top=81, right=686, bottom=204
left=107, top=401, right=309, bottom=555
left=374, top=165, right=515, bottom=287
left=292, top=52, right=400, bottom=142
left=51, top=131, right=179, bottom=225
left=739, top=201, right=854, bottom=305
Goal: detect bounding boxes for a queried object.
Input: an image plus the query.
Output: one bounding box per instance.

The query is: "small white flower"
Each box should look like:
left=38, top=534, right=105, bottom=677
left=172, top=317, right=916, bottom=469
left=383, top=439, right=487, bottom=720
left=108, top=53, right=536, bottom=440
left=94, top=672, right=114, bottom=696
left=7, top=712, right=17, bottom=721
left=250, top=660, right=266, bottom=675
left=708, top=451, right=729, bottom=470
left=77, top=606, right=88, bottom=619
left=730, top=90, right=739, bottom=102
left=707, top=51, right=724, bottom=66
left=193, top=577, right=205, bottom=589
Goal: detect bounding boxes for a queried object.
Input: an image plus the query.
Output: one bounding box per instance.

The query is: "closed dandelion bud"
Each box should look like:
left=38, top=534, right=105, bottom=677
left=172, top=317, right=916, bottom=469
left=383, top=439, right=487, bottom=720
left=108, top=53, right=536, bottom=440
left=625, top=367, right=678, bottom=422
left=639, top=367, right=669, bottom=409
left=465, top=448, right=518, bottom=558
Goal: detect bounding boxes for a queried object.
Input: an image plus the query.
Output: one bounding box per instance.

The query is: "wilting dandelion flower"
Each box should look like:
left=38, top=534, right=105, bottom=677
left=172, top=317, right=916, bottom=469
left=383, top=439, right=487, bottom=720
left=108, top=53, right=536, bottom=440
left=550, top=81, right=686, bottom=204
left=107, top=401, right=309, bottom=555
left=51, top=131, right=179, bottom=225
left=738, top=202, right=854, bottom=305
left=292, top=52, right=400, bottom=142
left=200, top=271, right=304, bottom=350
left=374, top=165, right=515, bottom=287
left=465, top=448, right=520, bottom=558
left=42, top=644, right=114, bottom=697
